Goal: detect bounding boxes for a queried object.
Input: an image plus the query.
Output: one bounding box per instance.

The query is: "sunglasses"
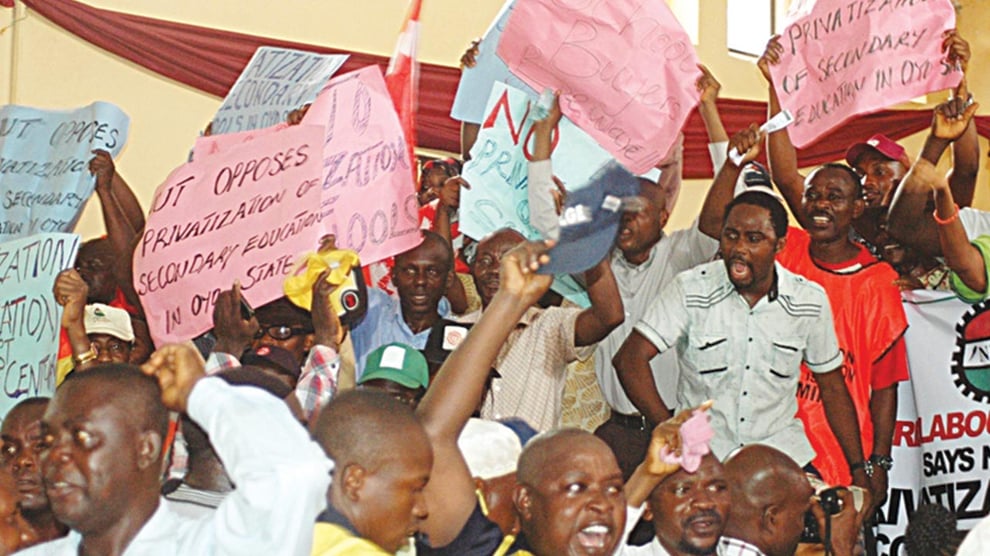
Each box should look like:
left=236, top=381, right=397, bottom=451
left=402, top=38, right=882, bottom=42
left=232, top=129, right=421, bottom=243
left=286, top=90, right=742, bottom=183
left=254, top=325, right=314, bottom=341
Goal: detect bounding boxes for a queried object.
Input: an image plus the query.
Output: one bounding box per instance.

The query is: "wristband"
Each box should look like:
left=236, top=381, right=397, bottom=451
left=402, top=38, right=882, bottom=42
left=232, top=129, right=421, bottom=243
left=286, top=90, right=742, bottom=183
left=933, top=204, right=960, bottom=225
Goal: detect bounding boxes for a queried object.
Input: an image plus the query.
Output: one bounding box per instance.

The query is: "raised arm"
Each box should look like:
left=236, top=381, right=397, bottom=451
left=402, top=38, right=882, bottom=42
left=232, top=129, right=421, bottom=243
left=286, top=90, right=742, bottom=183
left=942, top=31, right=978, bottom=207
left=697, top=124, right=765, bottom=239
left=431, top=176, right=470, bottom=314
left=574, top=256, right=625, bottom=347
left=416, top=240, right=554, bottom=546
left=53, top=269, right=96, bottom=372
left=759, top=37, right=807, bottom=225
left=697, top=65, right=729, bottom=145
left=889, top=95, right=980, bottom=256
left=143, top=343, right=331, bottom=556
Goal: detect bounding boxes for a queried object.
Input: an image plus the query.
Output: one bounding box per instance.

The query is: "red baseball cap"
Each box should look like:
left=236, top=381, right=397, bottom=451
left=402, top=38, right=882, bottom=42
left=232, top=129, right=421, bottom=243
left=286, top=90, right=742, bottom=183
left=845, top=134, right=911, bottom=168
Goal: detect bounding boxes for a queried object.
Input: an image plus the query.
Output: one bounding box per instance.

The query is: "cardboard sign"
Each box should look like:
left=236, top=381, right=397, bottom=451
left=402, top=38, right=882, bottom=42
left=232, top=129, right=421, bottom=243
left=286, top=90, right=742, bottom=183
left=0, top=102, right=129, bottom=240
left=212, top=46, right=348, bottom=134
left=497, top=0, right=700, bottom=174
left=449, top=0, right=538, bottom=124
left=134, top=124, right=325, bottom=345
left=302, top=66, right=422, bottom=264
left=0, top=233, right=79, bottom=416
left=769, top=0, right=959, bottom=147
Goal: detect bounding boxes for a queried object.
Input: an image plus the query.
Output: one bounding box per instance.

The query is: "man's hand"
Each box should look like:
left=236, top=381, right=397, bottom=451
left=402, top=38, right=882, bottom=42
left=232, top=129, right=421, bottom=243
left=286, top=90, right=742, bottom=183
left=53, top=269, right=89, bottom=329
left=437, top=176, right=471, bottom=211
left=696, top=64, right=721, bottom=105
left=497, top=240, right=554, bottom=307
left=728, top=124, right=765, bottom=166
left=88, top=150, right=115, bottom=192
left=757, top=35, right=784, bottom=83
left=867, top=467, right=888, bottom=520
left=942, top=29, right=970, bottom=73
left=531, top=92, right=562, bottom=135
left=643, top=400, right=714, bottom=477
left=212, top=281, right=259, bottom=355
left=551, top=176, right=567, bottom=216
left=932, top=82, right=979, bottom=141
left=460, top=38, right=481, bottom=69
left=287, top=104, right=312, bottom=125
left=907, top=158, right=950, bottom=194
left=809, top=488, right=871, bottom=556
left=141, top=343, right=207, bottom=413
left=312, top=269, right=343, bottom=349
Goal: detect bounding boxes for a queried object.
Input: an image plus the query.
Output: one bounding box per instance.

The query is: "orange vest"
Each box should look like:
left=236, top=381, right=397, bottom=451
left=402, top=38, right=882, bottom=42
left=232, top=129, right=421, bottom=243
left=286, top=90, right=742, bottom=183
left=777, top=228, right=907, bottom=484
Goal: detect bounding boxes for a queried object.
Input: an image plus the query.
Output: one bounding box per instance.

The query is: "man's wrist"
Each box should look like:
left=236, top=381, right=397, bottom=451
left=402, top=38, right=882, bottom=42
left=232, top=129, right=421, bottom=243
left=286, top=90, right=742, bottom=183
left=850, top=459, right=874, bottom=478
left=869, top=454, right=893, bottom=471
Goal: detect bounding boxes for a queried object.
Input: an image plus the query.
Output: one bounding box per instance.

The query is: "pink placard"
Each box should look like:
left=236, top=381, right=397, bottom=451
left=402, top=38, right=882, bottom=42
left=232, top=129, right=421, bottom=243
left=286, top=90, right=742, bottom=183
left=134, top=124, right=325, bottom=345
left=302, top=66, right=422, bottom=264
left=192, top=123, right=287, bottom=161
left=497, top=0, right=700, bottom=174
left=770, top=0, right=960, bottom=148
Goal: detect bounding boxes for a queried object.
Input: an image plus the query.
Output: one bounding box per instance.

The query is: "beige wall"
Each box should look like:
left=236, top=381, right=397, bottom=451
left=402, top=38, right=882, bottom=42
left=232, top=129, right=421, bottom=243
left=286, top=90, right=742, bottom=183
left=1, top=0, right=986, bottom=237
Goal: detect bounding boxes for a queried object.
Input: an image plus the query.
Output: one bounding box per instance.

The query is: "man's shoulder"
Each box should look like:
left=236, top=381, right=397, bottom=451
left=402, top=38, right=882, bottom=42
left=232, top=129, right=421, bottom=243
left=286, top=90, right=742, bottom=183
left=777, top=265, right=829, bottom=300
left=674, top=260, right=727, bottom=290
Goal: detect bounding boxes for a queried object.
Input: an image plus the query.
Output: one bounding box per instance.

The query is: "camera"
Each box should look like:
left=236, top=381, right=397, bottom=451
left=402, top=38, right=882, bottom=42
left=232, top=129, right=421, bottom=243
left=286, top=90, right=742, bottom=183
left=801, top=487, right=845, bottom=544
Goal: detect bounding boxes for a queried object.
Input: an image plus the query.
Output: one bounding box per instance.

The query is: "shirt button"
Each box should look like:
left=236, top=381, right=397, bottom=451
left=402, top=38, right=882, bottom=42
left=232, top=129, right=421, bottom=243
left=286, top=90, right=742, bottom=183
left=745, top=365, right=750, bottom=370
left=493, top=384, right=501, bottom=392
left=740, top=417, right=746, bottom=422
left=748, top=337, right=753, bottom=342
left=743, top=391, right=748, bottom=396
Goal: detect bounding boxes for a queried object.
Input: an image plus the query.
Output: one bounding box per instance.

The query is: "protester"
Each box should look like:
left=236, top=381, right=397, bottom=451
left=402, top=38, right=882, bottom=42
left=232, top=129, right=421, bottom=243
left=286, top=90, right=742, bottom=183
left=53, top=269, right=135, bottom=374
left=355, top=343, right=430, bottom=408
left=17, top=348, right=331, bottom=555
left=0, top=398, right=65, bottom=545
left=614, top=190, right=865, bottom=482
left=0, top=465, right=38, bottom=554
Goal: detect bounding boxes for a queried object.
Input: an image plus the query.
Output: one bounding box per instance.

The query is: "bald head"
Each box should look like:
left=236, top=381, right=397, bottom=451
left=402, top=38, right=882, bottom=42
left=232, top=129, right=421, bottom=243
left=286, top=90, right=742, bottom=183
left=723, top=445, right=813, bottom=556
left=396, top=230, right=454, bottom=273
left=516, top=429, right=626, bottom=556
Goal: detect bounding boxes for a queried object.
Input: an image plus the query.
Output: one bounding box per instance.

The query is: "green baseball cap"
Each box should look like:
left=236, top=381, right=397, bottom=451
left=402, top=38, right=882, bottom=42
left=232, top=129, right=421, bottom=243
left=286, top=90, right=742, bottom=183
left=359, top=343, right=430, bottom=389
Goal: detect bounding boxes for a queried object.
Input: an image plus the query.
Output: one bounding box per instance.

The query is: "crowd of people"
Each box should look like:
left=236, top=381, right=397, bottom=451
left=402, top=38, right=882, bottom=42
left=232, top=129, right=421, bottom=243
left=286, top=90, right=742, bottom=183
left=0, top=7, right=988, bottom=556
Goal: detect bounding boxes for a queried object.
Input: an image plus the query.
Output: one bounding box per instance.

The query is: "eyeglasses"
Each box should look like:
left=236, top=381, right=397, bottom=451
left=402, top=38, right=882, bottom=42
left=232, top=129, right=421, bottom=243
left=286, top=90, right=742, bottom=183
left=254, top=325, right=313, bottom=341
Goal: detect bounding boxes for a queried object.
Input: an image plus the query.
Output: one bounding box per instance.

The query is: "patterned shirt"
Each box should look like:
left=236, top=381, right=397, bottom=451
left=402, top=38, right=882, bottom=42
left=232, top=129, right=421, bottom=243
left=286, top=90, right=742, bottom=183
left=635, top=260, right=842, bottom=464
left=458, top=306, right=593, bottom=432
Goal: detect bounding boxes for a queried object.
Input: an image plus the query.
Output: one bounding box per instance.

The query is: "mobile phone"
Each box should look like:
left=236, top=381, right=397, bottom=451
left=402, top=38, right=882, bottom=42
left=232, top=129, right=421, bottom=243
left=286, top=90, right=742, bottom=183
left=240, top=297, right=254, bottom=321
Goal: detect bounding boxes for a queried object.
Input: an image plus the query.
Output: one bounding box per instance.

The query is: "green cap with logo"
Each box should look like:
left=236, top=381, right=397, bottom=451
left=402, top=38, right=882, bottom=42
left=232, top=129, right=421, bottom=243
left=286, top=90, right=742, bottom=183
left=359, top=343, right=430, bottom=389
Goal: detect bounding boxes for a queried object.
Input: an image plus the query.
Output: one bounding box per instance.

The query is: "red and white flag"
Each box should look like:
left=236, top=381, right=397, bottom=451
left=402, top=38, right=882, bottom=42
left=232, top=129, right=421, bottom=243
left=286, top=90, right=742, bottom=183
left=385, top=0, right=422, bottom=181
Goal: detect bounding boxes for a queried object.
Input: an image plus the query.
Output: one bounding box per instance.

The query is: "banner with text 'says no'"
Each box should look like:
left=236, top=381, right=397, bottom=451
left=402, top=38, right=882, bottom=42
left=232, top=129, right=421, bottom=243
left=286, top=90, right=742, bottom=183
left=876, top=290, right=990, bottom=553
left=769, top=0, right=959, bottom=148
left=0, top=102, right=129, bottom=240
left=497, top=0, right=700, bottom=174
left=134, top=124, right=325, bottom=345
left=301, top=66, right=422, bottom=265
left=0, top=233, right=79, bottom=417
left=211, top=46, right=349, bottom=135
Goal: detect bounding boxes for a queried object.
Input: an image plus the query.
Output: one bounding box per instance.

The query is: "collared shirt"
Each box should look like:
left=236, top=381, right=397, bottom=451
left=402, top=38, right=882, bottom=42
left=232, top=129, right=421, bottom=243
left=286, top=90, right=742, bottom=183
left=719, top=537, right=766, bottom=556
left=458, top=306, right=593, bottom=432
left=596, top=223, right=719, bottom=414
left=19, top=378, right=333, bottom=556
left=350, top=288, right=451, bottom=380
left=163, top=482, right=226, bottom=519
left=635, top=260, right=842, bottom=464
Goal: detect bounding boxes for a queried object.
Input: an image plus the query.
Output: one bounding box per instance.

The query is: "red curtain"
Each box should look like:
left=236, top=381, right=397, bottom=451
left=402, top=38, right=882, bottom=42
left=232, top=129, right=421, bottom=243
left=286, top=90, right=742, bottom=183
left=22, top=0, right=989, bottom=178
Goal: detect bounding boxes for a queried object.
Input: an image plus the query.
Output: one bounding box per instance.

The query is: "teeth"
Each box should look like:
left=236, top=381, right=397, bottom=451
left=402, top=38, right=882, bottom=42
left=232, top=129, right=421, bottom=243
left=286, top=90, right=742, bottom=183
left=813, top=216, right=829, bottom=224
left=582, top=525, right=609, bottom=534
left=52, top=481, right=69, bottom=488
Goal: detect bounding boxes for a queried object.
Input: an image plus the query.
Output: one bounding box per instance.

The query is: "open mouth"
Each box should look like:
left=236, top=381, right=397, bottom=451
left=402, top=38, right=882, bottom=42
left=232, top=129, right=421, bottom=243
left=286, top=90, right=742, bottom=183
left=810, top=214, right=832, bottom=226
left=575, top=523, right=613, bottom=552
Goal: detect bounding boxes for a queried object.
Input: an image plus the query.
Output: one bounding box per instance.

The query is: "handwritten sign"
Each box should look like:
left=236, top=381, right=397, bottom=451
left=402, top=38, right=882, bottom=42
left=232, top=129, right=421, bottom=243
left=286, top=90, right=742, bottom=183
left=462, top=83, right=618, bottom=307
left=0, top=102, right=129, bottom=240
left=133, top=124, right=325, bottom=345
left=301, top=66, right=422, bottom=264
left=769, top=0, right=959, bottom=148
left=0, top=233, right=79, bottom=416
left=449, top=0, right=538, bottom=124
left=212, top=47, right=349, bottom=135
left=497, top=0, right=700, bottom=174
left=461, top=83, right=613, bottom=241
left=193, top=124, right=285, bottom=161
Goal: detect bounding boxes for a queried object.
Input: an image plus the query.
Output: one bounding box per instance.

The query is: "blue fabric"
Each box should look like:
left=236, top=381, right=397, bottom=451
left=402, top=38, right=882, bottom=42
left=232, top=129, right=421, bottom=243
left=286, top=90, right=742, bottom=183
left=350, top=288, right=450, bottom=380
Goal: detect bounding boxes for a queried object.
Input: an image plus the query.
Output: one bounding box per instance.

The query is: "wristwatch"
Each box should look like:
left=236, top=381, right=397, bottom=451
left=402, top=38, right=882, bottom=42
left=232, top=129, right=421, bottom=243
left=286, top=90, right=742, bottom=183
left=850, top=459, right=874, bottom=478
left=870, top=454, right=894, bottom=471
